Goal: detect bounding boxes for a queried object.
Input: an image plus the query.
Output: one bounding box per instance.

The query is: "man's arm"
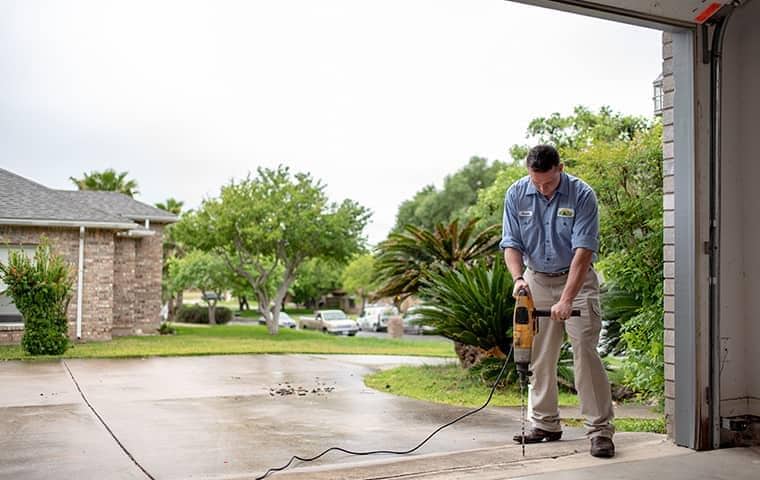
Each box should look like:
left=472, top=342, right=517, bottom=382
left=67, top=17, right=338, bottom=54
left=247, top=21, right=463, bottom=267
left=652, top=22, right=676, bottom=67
left=504, top=247, right=528, bottom=296
left=551, top=247, right=593, bottom=321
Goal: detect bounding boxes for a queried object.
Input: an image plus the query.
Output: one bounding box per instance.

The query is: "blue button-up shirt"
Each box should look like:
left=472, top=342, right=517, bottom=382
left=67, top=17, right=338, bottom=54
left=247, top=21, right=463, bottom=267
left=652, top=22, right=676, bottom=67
left=499, top=172, right=599, bottom=273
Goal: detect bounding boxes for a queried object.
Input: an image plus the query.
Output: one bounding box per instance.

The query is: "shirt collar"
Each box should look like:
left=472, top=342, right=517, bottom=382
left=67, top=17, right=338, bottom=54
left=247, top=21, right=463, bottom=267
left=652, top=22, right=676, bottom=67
left=525, top=172, right=569, bottom=197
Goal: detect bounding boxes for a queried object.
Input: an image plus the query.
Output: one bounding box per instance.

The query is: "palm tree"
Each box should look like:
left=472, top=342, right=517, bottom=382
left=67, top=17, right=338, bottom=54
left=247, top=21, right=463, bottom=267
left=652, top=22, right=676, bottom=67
left=373, top=218, right=500, bottom=303
left=69, top=169, right=139, bottom=197
left=155, top=197, right=184, bottom=215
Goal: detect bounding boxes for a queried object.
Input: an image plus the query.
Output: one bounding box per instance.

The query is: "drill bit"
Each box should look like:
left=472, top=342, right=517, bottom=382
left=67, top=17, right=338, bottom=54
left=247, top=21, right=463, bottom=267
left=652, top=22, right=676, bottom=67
left=520, top=375, right=525, bottom=457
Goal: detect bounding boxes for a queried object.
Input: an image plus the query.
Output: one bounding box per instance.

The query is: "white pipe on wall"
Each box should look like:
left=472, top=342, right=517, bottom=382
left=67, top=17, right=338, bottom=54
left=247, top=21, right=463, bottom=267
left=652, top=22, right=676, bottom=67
left=76, top=226, right=84, bottom=339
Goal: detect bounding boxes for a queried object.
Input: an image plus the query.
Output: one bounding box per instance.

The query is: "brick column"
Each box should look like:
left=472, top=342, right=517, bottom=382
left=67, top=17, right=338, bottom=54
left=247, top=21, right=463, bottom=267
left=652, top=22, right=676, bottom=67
left=661, top=31, right=676, bottom=439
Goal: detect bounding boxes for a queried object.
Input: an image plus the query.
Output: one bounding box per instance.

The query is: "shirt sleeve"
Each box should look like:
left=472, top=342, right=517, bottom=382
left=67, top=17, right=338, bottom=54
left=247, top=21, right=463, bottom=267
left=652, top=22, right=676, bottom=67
left=571, top=187, right=599, bottom=252
left=499, top=186, right=524, bottom=251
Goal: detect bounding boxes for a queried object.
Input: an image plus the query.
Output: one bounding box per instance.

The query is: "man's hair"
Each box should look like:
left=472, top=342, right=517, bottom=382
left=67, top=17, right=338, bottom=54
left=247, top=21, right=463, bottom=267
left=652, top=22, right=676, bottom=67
left=525, top=145, right=560, bottom=172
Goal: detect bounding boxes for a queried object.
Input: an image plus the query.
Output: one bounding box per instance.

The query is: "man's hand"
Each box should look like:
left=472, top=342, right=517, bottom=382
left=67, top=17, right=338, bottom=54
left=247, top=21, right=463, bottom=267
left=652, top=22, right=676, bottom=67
left=550, top=299, right=573, bottom=321
left=512, top=278, right=530, bottom=298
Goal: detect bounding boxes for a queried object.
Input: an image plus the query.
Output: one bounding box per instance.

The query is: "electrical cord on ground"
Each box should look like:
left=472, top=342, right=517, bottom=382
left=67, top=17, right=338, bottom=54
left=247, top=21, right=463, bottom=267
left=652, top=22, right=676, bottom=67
left=255, top=344, right=515, bottom=480
left=63, top=360, right=157, bottom=480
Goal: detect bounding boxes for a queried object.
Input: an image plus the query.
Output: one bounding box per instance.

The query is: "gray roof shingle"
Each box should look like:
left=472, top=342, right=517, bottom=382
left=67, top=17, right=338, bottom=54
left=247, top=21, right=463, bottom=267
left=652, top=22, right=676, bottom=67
left=0, top=168, right=177, bottom=228
left=55, top=191, right=178, bottom=223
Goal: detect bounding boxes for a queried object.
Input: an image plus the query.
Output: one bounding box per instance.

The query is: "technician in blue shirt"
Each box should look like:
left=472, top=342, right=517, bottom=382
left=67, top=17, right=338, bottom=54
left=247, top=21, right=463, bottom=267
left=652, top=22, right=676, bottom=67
left=501, top=145, right=615, bottom=458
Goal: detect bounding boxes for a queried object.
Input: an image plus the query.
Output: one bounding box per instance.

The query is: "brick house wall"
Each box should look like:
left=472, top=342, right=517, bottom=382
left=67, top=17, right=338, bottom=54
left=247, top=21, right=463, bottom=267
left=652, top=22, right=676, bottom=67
left=111, top=225, right=164, bottom=336
left=112, top=237, right=136, bottom=336
left=0, top=222, right=169, bottom=344
left=661, top=31, right=676, bottom=439
left=0, top=225, right=115, bottom=343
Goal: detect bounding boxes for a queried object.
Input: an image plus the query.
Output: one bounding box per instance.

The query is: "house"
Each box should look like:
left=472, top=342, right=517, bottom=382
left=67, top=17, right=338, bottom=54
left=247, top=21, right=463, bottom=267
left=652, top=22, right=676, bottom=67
left=0, top=168, right=177, bottom=344
left=511, top=0, right=760, bottom=449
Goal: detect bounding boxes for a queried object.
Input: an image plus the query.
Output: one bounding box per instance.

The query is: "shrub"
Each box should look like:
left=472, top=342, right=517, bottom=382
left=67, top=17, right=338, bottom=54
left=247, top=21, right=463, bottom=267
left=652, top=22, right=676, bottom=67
left=176, top=305, right=232, bottom=324
left=158, top=322, right=176, bottom=335
left=0, top=240, right=73, bottom=355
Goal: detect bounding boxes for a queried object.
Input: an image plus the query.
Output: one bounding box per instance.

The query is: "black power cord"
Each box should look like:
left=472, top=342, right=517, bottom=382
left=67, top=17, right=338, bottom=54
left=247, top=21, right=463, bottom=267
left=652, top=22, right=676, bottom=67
left=255, top=345, right=515, bottom=480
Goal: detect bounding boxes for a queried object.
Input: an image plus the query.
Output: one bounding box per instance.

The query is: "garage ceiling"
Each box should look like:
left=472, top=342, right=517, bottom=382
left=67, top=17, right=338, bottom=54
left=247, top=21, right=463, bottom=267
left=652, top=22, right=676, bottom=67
left=510, top=1, right=734, bottom=28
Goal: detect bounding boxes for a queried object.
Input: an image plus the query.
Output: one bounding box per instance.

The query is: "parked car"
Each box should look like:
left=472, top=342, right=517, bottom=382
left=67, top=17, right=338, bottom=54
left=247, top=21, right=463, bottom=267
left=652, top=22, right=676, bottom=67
left=299, top=309, right=359, bottom=336
left=257, top=311, right=297, bottom=328
left=357, top=305, right=399, bottom=332
left=402, top=306, right=436, bottom=335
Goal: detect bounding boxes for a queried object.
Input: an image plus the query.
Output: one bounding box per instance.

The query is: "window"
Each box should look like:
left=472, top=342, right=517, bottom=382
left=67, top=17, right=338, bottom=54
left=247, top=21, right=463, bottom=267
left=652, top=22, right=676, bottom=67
left=652, top=73, right=664, bottom=117
left=0, top=245, right=37, bottom=323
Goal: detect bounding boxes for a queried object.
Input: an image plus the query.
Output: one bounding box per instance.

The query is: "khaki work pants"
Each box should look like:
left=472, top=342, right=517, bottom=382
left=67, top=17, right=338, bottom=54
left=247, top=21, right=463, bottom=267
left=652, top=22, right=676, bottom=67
left=524, top=267, right=615, bottom=439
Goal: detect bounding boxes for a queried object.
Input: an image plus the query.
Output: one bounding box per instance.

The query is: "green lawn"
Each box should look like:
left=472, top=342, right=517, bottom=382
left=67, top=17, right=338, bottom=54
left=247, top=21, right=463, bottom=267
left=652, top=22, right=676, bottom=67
left=0, top=324, right=454, bottom=360
left=365, top=363, right=580, bottom=408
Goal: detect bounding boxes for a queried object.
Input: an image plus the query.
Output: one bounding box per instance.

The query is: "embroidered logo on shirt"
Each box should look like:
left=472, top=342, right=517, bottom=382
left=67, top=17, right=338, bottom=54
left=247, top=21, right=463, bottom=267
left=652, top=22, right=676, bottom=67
left=518, top=211, right=533, bottom=217
left=557, top=208, right=575, bottom=218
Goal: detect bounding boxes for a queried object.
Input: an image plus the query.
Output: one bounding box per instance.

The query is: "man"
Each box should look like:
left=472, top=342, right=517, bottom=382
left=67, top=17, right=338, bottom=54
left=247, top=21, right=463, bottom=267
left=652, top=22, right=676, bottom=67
left=500, top=144, right=615, bottom=458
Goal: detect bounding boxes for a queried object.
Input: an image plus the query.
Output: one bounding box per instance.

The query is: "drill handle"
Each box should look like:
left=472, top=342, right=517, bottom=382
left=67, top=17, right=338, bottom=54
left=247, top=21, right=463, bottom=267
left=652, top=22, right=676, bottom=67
left=534, top=309, right=581, bottom=317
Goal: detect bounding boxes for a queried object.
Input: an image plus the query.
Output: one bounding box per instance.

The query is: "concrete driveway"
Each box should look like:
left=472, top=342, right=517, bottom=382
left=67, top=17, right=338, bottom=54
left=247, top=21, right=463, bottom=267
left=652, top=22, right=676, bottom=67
left=0, top=354, right=584, bottom=480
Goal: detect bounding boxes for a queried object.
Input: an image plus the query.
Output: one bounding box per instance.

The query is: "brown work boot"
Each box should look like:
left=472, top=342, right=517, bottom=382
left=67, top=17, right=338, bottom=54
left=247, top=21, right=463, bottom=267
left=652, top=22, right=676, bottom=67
left=512, top=428, right=562, bottom=444
left=590, top=436, right=615, bottom=458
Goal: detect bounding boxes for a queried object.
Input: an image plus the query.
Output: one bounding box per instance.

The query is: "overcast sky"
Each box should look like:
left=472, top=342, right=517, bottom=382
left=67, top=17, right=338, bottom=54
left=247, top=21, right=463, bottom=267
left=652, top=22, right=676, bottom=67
left=0, top=0, right=662, bottom=245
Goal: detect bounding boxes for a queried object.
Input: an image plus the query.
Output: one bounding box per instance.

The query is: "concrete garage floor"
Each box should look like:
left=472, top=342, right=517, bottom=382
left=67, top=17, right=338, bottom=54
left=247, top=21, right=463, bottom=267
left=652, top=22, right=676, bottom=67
left=2, top=354, right=757, bottom=480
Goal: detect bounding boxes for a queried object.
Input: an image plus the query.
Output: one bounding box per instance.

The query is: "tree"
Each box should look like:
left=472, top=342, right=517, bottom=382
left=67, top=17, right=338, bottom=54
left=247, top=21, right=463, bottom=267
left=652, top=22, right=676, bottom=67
left=393, top=157, right=504, bottom=232
left=168, top=251, right=230, bottom=325
left=374, top=218, right=500, bottom=305
left=290, top=258, right=344, bottom=308
left=341, top=254, right=379, bottom=312
left=69, top=169, right=139, bottom=197
left=155, top=198, right=184, bottom=215
left=173, top=165, right=370, bottom=334
left=155, top=198, right=185, bottom=320
left=468, top=162, right=526, bottom=228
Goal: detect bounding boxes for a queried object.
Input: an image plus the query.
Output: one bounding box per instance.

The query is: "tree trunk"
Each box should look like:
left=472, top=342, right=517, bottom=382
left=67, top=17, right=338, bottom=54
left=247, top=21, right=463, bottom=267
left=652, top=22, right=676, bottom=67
left=176, top=290, right=184, bottom=312
left=208, top=300, right=217, bottom=325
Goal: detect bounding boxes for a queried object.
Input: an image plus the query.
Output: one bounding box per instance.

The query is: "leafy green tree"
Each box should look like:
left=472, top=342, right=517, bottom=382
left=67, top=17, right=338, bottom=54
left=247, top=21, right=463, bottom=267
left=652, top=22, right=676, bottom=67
left=69, top=169, right=139, bottom=197
left=374, top=219, right=500, bottom=304
left=468, top=162, right=526, bottom=228
left=168, top=251, right=230, bottom=325
left=0, top=241, right=73, bottom=355
left=393, top=157, right=504, bottom=232
left=290, top=258, right=344, bottom=308
left=155, top=198, right=185, bottom=319
left=510, top=106, right=649, bottom=165
left=172, top=166, right=370, bottom=334
left=572, top=123, right=664, bottom=399
left=341, top=254, right=379, bottom=312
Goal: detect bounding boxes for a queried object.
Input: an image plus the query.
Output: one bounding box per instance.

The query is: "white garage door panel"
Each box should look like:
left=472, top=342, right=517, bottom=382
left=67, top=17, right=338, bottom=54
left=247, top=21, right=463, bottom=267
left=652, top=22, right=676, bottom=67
left=510, top=0, right=732, bottom=27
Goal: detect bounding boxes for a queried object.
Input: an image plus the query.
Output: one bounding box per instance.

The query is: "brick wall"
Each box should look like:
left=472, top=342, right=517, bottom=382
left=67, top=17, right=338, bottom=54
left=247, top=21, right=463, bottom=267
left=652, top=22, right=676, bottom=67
left=112, top=237, right=136, bottom=336
left=662, top=31, right=676, bottom=439
left=133, top=224, right=164, bottom=335
left=0, top=225, right=114, bottom=343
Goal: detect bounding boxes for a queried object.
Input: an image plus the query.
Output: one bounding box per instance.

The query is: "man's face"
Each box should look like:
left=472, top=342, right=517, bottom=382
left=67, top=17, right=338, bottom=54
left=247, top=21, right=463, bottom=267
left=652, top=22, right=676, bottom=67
left=528, top=164, right=563, bottom=198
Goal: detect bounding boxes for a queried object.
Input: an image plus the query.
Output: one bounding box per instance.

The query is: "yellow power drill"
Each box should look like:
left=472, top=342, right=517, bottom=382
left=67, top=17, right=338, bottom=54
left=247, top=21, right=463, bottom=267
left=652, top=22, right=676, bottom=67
left=512, top=286, right=580, bottom=386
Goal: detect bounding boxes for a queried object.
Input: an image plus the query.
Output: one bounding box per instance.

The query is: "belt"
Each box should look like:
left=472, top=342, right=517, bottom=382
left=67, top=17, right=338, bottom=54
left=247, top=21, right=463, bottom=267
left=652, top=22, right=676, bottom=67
left=531, top=268, right=570, bottom=277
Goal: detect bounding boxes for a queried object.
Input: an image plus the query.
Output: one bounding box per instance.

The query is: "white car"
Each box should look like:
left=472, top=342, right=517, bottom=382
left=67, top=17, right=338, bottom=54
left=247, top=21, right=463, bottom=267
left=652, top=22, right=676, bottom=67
left=258, top=311, right=296, bottom=328
left=299, top=310, right=359, bottom=336
left=358, top=305, right=399, bottom=332
left=402, top=306, right=436, bottom=334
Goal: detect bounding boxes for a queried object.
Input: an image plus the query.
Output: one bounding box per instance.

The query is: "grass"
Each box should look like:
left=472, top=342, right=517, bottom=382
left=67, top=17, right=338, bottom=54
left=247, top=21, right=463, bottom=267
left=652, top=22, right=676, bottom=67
left=0, top=324, right=454, bottom=360
left=364, top=363, right=579, bottom=408
left=563, top=417, right=666, bottom=434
